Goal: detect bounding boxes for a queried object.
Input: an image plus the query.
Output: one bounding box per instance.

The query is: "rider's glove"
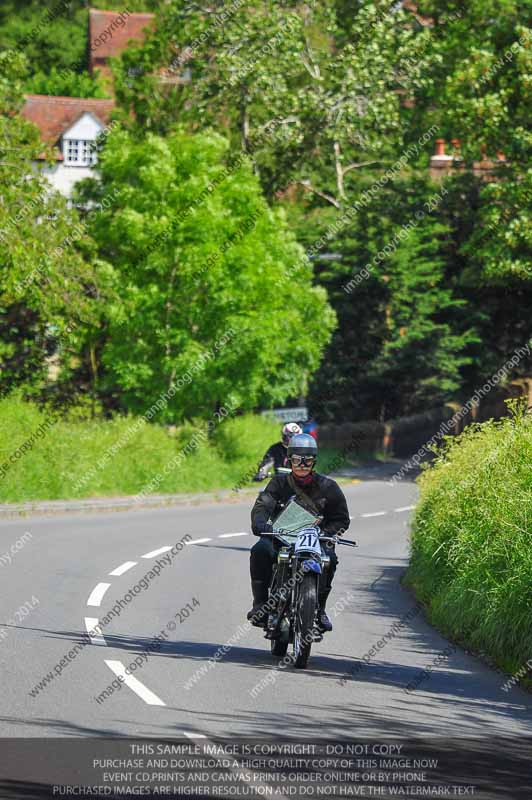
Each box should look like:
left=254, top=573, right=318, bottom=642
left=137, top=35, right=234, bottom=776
left=255, top=522, right=273, bottom=536
left=320, top=528, right=337, bottom=548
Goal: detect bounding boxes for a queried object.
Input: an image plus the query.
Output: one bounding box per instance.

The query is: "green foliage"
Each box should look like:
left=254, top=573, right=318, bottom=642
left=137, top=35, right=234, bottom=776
left=406, top=402, right=532, bottom=672
left=79, top=127, right=335, bottom=421
left=0, top=0, right=159, bottom=83
left=372, top=214, right=477, bottom=412
left=1, top=0, right=530, bottom=426
left=287, top=197, right=388, bottom=420
left=0, top=51, right=100, bottom=398
left=26, top=67, right=109, bottom=99
left=211, top=414, right=278, bottom=466
left=0, top=1, right=88, bottom=78
left=114, top=0, right=438, bottom=202
left=421, top=1, right=531, bottom=162
left=112, top=0, right=529, bottom=420
left=297, top=175, right=480, bottom=420
left=464, top=170, right=532, bottom=282
left=0, top=396, right=281, bottom=500
left=415, top=1, right=532, bottom=283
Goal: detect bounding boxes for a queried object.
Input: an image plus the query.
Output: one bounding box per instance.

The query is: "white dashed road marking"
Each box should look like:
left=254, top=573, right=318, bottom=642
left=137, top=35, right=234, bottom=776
left=85, top=617, right=106, bottom=646
left=109, top=561, right=137, bottom=576
left=85, top=488, right=411, bottom=708
left=183, top=731, right=208, bottom=739
left=105, top=660, right=165, bottom=706
left=87, top=582, right=111, bottom=607
left=141, top=546, right=172, bottom=559
left=186, top=538, right=212, bottom=545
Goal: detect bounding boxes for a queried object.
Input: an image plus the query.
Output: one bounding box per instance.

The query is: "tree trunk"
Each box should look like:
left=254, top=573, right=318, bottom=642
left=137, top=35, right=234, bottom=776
left=240, top=86, right=250, bottom=154
left=334, top=141, right=346, bottom=202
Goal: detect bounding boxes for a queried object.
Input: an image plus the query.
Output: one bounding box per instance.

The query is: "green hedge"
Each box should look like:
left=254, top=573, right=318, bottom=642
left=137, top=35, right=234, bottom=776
left=405, top=402, right=532, bottom=676
left=0, top=397, right=280, bottom=501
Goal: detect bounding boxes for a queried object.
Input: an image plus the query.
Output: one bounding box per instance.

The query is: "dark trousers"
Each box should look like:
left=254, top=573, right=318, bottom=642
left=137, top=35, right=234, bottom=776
left=250, top=536, right=338, bottom=598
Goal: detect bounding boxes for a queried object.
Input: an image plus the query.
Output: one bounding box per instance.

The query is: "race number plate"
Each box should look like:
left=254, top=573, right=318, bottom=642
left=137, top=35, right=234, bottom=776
left=294, top=528, right=321, bottom=555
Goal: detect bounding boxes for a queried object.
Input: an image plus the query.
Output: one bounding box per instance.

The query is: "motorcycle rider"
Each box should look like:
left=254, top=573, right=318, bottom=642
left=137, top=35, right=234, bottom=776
left=253, top=422, right=302, bottom=480
left=248, top=433, right=350, bottom=632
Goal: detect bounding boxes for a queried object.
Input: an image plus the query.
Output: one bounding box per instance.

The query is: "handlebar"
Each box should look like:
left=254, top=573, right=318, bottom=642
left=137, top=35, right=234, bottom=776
left=258, top=531, right=358, bottom=547
left=254, top=465, right=292, bottom=481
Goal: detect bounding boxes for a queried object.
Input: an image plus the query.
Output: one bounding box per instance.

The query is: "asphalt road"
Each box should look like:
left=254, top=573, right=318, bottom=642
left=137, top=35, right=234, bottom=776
left=1, top=476, right=531, bottom=745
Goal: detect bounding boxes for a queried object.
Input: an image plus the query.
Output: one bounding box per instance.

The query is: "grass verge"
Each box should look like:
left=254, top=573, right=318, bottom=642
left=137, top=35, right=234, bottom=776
left=0, top=396, right=282, bottom=501
left=0, top=396, right=349, bottom=502
left=404, top=401, right=532, bottom=687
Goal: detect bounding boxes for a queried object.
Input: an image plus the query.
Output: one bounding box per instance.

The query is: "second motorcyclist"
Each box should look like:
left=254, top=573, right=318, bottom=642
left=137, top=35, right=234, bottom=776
left=253, top=422, right=303, bottom=481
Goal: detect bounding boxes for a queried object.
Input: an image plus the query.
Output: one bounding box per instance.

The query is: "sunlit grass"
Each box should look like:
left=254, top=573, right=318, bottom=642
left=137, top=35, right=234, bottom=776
left=0, top=397, right=280, bottom=501
left=405, top=402, right=532, bottom=675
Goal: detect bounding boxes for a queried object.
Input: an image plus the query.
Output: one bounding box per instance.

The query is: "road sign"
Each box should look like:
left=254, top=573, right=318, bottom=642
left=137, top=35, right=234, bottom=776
left=262, top=407, right=308, bottom=423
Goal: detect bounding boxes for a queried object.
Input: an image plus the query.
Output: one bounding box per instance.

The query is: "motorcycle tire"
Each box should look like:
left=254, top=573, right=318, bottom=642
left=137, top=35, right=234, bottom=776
left=271, top=618, right=289, bottom=657
left=293, top=573, right=317, bottom=668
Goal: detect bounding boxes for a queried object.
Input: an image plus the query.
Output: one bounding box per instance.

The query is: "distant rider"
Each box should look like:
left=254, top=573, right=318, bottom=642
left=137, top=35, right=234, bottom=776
left=253, top=422, right=303, bottom=481
left=248, top=433, right=350, bottom=632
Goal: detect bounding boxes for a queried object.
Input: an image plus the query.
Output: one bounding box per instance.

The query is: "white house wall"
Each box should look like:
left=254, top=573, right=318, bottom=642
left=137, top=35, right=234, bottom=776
left=35, top=161, right=97, bottom=199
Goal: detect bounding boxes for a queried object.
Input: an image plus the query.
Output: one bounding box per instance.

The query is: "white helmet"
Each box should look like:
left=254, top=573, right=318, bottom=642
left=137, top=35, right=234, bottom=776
left=281, top=421, right=303, bottom=446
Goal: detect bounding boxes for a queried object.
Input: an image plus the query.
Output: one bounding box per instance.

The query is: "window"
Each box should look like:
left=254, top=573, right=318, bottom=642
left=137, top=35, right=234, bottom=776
left=63, top=138, right=97, bottom=166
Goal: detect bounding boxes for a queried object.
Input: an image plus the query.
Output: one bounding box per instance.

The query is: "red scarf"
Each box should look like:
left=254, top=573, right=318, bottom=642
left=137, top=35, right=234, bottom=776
left=292, top=471, right=314, bottom=487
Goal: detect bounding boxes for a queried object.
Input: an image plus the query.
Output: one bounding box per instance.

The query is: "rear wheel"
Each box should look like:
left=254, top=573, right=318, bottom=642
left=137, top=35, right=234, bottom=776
left=293, top=574, right=317, bottom=668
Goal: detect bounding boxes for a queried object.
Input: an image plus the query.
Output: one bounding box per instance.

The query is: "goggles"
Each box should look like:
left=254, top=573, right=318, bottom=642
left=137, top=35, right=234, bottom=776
left=289, top=454, right=316, bottom=467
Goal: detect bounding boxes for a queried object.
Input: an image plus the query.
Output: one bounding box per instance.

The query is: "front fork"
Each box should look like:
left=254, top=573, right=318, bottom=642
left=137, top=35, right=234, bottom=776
left=265, top=557, right=289, bottom=638
left=291, top=554, right=324, bottom=639
left=268, top=550, right=329, bottom=639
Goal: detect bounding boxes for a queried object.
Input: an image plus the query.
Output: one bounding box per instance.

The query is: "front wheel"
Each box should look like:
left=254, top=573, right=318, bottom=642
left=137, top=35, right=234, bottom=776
left=271, top=617, right=289, bottom=657
left=293, top=573, right=317, bottom=668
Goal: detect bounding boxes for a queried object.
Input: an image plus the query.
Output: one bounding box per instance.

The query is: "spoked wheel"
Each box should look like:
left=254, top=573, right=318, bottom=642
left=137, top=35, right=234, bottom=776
left=293, top=574, right=317, bottom=668
left=270, top=618, right=289, bottom=657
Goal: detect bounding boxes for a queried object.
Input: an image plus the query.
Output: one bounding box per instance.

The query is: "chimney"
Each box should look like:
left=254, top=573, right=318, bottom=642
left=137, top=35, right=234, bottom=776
left=430, top=137, right=454, bottom=180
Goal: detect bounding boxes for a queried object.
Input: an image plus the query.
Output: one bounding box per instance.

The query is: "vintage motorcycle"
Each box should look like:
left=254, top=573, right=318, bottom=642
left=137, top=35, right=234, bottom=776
left=258, top=501, right=357, bottom=669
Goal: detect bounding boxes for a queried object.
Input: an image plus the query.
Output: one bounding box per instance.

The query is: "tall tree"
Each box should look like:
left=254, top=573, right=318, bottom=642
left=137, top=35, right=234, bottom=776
left=0, top=51, right=99, bottom=400
left=80, top=126, right=335, bottom=421
left=293, top=175, right=480, bottom=420
left=114, top=0, right=437, bottom=202
left=415, top=0, right=532, bottom=283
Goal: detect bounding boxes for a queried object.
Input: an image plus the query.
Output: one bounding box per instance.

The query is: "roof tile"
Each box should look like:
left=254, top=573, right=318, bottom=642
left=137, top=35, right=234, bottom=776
left=89, top=8, right=155, bottom=70
left=21, top=95, right=116, bottom=149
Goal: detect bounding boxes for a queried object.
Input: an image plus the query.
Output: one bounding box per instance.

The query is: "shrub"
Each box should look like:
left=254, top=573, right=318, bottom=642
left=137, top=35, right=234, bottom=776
left=405, top=402, right=532, bottom=674
left=0, top=397, right=280, bottom=501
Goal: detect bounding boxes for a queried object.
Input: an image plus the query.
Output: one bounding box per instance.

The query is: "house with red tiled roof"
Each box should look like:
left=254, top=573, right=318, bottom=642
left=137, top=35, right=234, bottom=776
left=21, top=94, right=116, bottom=197
left=88, top=8, right=155, bottom=81
left=20, top=9, right=154, bottom=198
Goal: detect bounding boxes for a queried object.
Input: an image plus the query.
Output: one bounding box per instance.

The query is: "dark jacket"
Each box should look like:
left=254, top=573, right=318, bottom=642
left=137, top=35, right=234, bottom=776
left=251, top=472, right=350, bottom=538
left=258, top=441, right=289, bottom=472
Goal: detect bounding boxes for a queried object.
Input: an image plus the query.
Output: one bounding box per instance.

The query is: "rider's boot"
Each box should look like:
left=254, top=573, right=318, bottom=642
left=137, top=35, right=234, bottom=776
left=317, top=590, right=333, bottom=632
left=247, top=580, right=269, bottom=627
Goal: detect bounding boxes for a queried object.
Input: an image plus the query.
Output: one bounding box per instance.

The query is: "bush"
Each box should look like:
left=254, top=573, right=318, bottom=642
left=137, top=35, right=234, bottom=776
left=212, top=413, right=279, bottom=467
left=0, top=397, right=280, bottom=501
left=405, top=401, right=532, bottom=675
